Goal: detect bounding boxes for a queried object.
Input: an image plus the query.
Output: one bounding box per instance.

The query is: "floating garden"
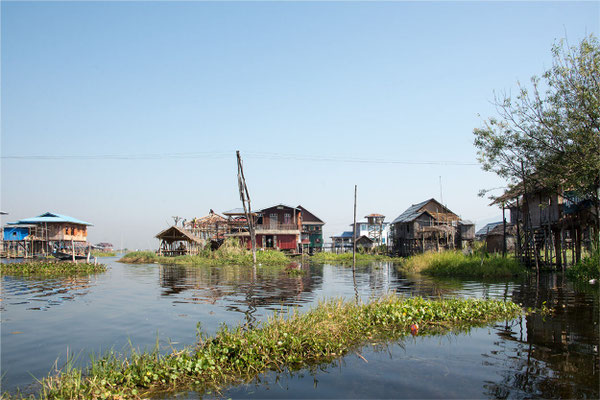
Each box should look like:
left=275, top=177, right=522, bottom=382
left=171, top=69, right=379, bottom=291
left=1, top=261, right=107, bottom=276
left=9, top=295, right=522, bottom=399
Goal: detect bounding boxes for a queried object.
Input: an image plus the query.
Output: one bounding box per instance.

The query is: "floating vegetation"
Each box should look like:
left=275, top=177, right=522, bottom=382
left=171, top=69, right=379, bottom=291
left=91, top=251, right=117, bottom=257
left=119, top=240, right=292, bottom=267
left=566, top=251, right=600, bottom=283
left=0, top=261, right=107, bottom=276
left=398, top=251, right=527, bottom=278
left=309, top=252, right=403, bottom=264
left=13, top=296, right=521, bottom=399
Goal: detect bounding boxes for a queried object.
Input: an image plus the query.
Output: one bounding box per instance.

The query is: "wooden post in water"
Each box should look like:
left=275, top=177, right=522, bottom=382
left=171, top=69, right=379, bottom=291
left=237, top=151, right=257, bottom=264
left=72, top=239, right=75, bottom=262
left=502, top=202, right=507, bottom=258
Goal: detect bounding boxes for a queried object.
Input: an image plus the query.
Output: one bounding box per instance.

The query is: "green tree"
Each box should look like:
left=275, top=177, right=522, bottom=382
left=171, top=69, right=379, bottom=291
left=474, top=35, right=600, bottom=222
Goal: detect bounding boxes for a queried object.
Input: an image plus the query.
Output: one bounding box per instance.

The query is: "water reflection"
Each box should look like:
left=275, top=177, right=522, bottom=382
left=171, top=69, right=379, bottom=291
left=1, top=259, right=597, bottom=399
left=1, top=275, right=95, bottom=312
left=158, top=262, right=321, bottom=328
left=481, top=273, right=600, bottom=398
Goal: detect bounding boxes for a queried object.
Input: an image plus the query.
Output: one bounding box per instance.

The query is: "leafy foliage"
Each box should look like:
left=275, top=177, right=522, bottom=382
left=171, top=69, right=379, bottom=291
left=474, top=35, right=600, bottom=206
left=566, top=251, right=600, bottom=283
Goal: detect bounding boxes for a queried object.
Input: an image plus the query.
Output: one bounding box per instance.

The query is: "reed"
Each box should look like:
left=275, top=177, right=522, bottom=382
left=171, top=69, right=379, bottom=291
left=399, top=251, right=526, bottom=278
left=0, top=261, right=106, bottom=276
left=310, top=252, right=402, bottom=264
left=11, top=296, right=522, bottom=399
left=118, top=247, right=291, bottom=266
left=91, top=251, right=117, bottom=257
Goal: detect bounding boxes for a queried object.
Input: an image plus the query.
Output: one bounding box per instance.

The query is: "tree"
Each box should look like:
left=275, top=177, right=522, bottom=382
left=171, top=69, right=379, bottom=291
left=474, top=35, right=600, bottom=225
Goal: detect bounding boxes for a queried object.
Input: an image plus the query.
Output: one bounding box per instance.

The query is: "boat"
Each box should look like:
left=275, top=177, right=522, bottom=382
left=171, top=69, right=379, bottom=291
left=52, top=251, right=89, bottom=261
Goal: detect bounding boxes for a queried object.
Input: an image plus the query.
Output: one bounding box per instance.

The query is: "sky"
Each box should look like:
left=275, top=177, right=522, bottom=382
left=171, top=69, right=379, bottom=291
left=1, top=1, right=598, bottom=250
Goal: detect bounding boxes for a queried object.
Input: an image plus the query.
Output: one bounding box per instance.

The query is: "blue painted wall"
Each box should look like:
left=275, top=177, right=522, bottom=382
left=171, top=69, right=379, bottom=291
left=3, top=227, right=30, bottom=241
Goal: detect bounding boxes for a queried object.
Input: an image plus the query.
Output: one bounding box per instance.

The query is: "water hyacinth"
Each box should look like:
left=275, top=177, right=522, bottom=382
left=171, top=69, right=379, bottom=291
left=1, top=261, right=106, bottom=276
left=10, top=296, right=522, bottom=399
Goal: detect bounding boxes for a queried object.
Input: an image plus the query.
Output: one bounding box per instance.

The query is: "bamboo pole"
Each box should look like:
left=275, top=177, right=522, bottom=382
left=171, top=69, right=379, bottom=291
left=237, top=151, right=256, bottom=264
left=352, top=185, right=357, bottom=270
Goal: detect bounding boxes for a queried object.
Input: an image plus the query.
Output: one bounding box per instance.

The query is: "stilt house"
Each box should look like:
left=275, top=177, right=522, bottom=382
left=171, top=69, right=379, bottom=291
left=2, top=212, right=93, bottom=258
left=390, top=199, right=462, bottom=256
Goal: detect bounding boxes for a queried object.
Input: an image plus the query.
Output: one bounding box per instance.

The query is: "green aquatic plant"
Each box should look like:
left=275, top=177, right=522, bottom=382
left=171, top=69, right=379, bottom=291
left=399, top=251, right=526, bottom=278
left=91, top=251, right=117, bottom=257
left=0, top=261, right=106, bottom=276
left=566, top=250, right=600, bottom=283
left=12, top=296, right=522, bottom=399
left=118, top=242, right=291, bottom=266
left=309, top=252, right=402, bottom=264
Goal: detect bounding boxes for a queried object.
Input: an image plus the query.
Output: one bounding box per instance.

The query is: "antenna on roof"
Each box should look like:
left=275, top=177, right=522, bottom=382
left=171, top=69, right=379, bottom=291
left=439, top=176, right=444, bottom=206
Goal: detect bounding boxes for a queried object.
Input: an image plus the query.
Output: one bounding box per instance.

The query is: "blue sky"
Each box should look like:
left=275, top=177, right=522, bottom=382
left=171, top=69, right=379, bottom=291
left=1, top=1, right=598, bottom=249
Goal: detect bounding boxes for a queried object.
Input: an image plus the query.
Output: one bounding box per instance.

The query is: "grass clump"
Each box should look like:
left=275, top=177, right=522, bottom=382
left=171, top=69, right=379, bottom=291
left=1, top=261, right=107, bottom=276
left=566, top=251, right=600, bottom=283
left=310, top=252, right=402, bottom=264
left=18, top=296, right=521, bottom=399
left=399, top=251, right=527, bottom=278
left=119, top=251, right=158, bottom=264
left=91, top=251, right=117, bottom=257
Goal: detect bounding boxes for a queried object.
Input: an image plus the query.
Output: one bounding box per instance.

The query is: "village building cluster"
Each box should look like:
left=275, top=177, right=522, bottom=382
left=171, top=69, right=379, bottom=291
left=155, top=204, right=325, bottom=256
left=2, top=188, right=595, bottom=266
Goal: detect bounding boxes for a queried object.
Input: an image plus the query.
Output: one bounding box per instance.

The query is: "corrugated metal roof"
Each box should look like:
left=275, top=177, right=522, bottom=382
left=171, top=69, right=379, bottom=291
left=475, top=222, right=503, bottom=237
left=222, top=208, right=247, bottom=215
left=331, top=231, right=355, bottom=238
left=12, top=212, right=93, bottom=226
left=391, top=199, right=433, bottom=224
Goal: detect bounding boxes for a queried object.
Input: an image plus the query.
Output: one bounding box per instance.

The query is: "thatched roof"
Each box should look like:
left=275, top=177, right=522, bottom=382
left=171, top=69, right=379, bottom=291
left=155, top=226, right=203, bottom=244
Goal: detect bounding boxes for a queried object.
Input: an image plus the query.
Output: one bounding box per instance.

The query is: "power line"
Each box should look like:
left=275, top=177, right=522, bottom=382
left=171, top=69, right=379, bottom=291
left=1, top=150, right=480, bottom=166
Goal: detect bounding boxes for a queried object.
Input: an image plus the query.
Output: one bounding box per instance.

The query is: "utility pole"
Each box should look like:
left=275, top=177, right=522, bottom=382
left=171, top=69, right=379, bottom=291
left=237, top=151, right=257, bottom=264
left=353, top=185, right=357, bottom=270
left=502, top=202, right=507, bottom=257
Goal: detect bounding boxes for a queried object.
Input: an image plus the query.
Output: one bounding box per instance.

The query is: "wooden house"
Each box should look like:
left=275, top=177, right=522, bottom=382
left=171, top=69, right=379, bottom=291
left=493, top=183, right=597, bottom=268
left=297, top=205, right=325, bottom=254
left=390, top=199, right=462, bottom=256
left=485, top=224, right=517, bottom=254
left=2, top=212, right=92, bottom=258
left=224, top=204, right=301, bottom=252
left=185, top=210, right=228, bottom=241
left=331, top=231, right=354, bottom=253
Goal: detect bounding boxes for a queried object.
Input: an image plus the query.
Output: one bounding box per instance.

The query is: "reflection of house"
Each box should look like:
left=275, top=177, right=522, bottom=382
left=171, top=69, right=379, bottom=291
left=390, top=199, right=467, bottom=256
left=225, top=204, right=302, bottom=252
left=156, top=225, right=204, bottom=256
left=2, top=212, right=93, bottom=258
left=298, top=205, right=325, bottom=253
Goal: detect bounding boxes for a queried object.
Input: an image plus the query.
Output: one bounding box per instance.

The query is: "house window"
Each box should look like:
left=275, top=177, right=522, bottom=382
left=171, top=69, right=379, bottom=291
left=65, top=227, right=69, bottom=235
left=284, top=213, right=291, bottom=224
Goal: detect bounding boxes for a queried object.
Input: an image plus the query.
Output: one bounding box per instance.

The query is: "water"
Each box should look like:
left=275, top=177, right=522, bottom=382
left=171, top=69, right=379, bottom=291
left=1, top=258, right=598, bottom=398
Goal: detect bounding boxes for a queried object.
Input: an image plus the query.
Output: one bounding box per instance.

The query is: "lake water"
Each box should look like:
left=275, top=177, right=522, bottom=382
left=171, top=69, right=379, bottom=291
left=1, top=257, right=598, bottom=398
